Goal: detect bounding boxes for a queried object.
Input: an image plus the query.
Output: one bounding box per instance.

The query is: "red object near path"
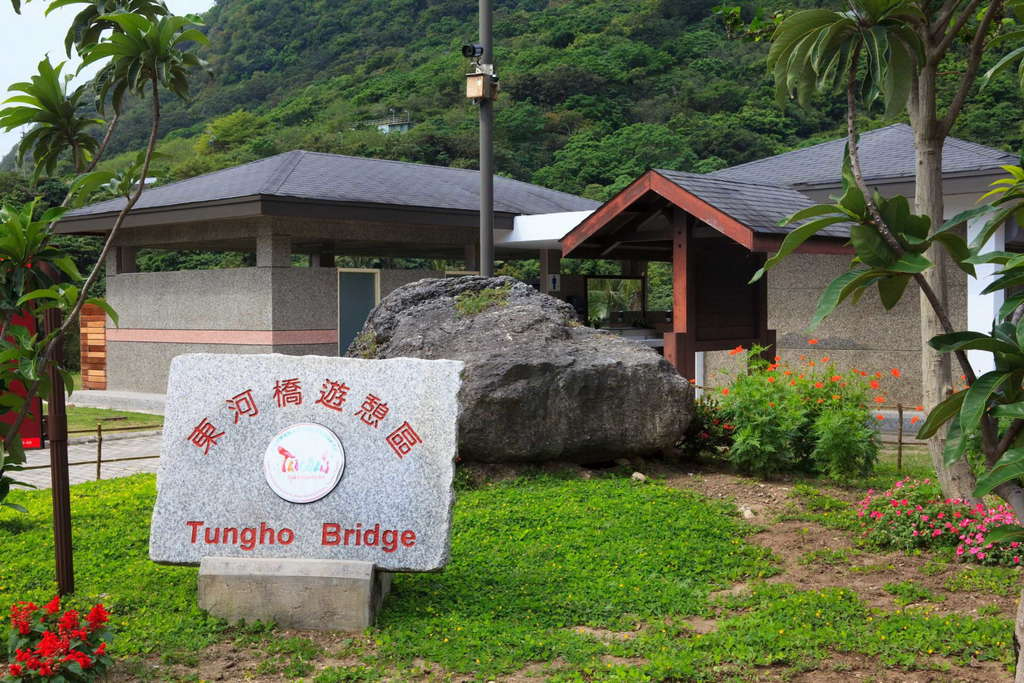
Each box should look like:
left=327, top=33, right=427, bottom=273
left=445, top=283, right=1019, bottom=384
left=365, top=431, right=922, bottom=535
left=1, top=312, right=45, bottom=450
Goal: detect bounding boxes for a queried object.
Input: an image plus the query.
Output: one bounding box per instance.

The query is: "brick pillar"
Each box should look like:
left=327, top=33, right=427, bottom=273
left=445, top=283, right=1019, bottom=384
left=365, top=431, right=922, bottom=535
left=79, top=303, right=107, bottom=390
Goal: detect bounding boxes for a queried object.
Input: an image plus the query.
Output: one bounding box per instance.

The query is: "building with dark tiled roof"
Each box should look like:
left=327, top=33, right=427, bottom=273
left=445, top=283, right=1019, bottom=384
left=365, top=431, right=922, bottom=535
left=61, top=125, right=1019, bottom=407
left=560, top=124, right=1019, bottom=406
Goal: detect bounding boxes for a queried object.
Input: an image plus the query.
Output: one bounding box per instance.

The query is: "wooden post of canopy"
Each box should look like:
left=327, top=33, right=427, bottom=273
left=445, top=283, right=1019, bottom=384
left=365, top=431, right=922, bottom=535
left=663, top=209, right=695, bottom=381
left=754, top=253, right=776, bottom=364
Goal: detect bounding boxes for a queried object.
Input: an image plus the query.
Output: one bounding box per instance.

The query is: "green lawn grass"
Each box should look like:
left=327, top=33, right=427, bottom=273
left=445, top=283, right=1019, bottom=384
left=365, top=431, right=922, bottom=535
left=0, top=472, right=1014, bottom=679
left=64, top=406, right=163, bottom=433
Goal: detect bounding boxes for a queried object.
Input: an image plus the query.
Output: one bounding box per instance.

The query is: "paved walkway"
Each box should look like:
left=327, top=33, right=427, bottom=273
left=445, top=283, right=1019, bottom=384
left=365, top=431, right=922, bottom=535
left=16, top=434, right=162, bottom=489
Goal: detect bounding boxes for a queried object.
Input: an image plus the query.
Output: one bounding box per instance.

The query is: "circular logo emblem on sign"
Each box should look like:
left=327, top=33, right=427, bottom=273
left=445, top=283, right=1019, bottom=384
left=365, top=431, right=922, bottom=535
left=263, top=423, right=345, bottom=504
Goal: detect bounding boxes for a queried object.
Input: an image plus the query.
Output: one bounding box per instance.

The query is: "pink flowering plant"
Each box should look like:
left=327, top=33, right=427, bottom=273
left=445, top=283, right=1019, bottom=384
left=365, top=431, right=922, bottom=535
left=4, top=596, right=112, bottom=682
left=857, top=477, right=1024, bottom=566
left=954, top=501, right=1024, bottom=566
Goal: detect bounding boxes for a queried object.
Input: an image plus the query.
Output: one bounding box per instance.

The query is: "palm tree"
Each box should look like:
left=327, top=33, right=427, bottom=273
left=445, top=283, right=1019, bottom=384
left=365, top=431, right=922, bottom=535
left=0, top=58, right=103, bottom=177
left=2, top=11, right=209, bottom=446
left=47, top=0, right=169, bottom=57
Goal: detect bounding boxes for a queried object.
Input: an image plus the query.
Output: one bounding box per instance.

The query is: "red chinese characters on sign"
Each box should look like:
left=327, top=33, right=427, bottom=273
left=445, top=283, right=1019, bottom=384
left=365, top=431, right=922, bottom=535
left=315, top=379, right=350, bottom=412
left=386, top=421, right=422, bottom=459
left=354, top=394, right=389, bottom=428
left=226, top=389, right=259, bottom=424
left=187, top=417, right=224, bottom=455
left=273, top=378, right=303, bottom=407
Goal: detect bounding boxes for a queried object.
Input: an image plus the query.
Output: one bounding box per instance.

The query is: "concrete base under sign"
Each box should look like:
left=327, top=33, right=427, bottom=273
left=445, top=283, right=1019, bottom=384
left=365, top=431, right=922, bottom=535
left=198, top=557, right=391, bottom=631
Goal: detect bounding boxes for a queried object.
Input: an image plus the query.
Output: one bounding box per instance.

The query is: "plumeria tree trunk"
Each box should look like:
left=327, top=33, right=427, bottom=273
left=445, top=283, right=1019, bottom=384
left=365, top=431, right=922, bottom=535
left=911, top=109, right=978, bottom=502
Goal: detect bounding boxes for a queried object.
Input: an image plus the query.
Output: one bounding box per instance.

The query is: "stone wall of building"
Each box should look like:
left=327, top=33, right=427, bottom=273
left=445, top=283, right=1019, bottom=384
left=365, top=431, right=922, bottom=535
left=703, top=252, right=968, bottom=406
left=101, top=267, right=441, bottom=394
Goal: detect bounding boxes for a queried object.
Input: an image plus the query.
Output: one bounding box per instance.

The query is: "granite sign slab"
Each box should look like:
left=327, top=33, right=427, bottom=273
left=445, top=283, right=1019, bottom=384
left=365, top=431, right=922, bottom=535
left=150, top=353, right=463, bottom=572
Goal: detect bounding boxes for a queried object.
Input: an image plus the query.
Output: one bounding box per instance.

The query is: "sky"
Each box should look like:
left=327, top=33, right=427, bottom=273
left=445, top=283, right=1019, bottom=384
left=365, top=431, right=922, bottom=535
left=0, top=0, right=215, bottom=156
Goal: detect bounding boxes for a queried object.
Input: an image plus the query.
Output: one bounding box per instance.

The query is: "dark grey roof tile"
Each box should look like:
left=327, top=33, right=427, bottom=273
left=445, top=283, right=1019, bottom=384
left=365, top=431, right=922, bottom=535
left=709, top=123, right=1017, bottom=188
left=67, top=150, right=599, bottom=218
left=655, top=169, right=850, bottom=238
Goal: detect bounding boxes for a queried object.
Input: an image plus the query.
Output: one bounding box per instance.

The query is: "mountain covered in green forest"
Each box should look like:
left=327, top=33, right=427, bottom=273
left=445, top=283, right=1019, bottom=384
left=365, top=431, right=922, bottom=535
left=4, top=0, right=1024, bottom=201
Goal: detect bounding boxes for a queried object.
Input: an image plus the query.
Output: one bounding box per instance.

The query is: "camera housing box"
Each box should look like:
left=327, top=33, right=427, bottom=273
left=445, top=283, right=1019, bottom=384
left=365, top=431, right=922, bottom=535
left=465, top=73, right=497, bottom=100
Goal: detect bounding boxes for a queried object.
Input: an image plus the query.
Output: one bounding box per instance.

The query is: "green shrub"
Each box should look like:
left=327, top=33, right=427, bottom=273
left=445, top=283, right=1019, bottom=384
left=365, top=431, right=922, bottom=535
left=678, top=394, right=732, bottom=458
left=810, top=403, right=879, bottom=482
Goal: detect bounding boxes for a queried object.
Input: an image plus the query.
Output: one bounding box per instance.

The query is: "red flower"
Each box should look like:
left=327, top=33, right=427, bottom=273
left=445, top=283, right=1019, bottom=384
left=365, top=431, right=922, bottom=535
left=44, top=596, right=60, bottom=614
left=62, top=650, right=93, bottom=669
left=36, top=630, right=68, bottom=658
left=891, top=368, right=901, bottom=377
left=874, top=396, right=885, bottom=403
left=814, top=382, right=824, bottom=389
left=773, top=355, right=781, bottom=361
left=722, top=424, right=734, bottom=431
left=86, top=604, right=109, bottom=631
left=869, top=379, right=880, bottom=389
left=915, top=404, right=924, bottom=411
left=766, top=376, right=776, bottom=383
left=96, top=642, right=106, bottom=656
left=58, top=609, right=80, bottom=634
left=821, top=356, right=830, bottom=363
left=807, top=338, right=819, bottom=344
left=876, top=414, right=885, bottom=420
left=728, top=345, right=745, bottom=356
left=8, top=664, right=23, bottom=677
left=910, top=416, right=921, bottom=425
left=721, top=388, right=729, bottom=396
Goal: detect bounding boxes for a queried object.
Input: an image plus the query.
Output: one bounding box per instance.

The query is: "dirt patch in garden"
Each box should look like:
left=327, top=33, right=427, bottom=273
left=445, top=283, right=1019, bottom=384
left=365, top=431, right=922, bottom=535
left=107, top=630, right=378, bottom=682
left=661, top=469, right=1019, bottom=619
left=756, top=651, right=1010, bottom=682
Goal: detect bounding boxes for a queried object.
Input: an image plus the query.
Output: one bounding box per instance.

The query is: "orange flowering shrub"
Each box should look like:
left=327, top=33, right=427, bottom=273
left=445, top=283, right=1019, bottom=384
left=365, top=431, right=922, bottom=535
left=712, top=347, right=883, bottom=480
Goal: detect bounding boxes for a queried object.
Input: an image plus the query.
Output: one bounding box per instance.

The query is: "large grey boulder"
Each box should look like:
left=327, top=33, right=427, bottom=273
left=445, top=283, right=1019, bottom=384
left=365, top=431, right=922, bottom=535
left=347, top=276, right=693, bottom=463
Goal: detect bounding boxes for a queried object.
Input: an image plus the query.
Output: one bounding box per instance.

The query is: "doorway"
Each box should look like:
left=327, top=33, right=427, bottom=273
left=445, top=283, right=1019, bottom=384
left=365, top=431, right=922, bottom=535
left=337, top=268, right=381, bottom=355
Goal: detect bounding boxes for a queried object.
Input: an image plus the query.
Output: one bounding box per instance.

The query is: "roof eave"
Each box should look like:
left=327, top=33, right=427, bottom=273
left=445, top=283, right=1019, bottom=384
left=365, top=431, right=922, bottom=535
left=790, top=166, right=1015, bottom=193
left=56, top=194, right=522, bottom=233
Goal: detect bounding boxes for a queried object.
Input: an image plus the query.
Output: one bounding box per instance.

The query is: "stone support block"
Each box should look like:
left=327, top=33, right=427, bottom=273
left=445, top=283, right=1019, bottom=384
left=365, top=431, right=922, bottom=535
left=198, top=557, right=391, bottom=631
left=257, top=227, right=292, bottom=268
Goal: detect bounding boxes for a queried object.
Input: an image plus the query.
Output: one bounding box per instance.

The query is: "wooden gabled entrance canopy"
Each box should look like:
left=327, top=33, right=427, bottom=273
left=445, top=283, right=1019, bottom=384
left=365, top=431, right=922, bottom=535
left=560, top=169, right=852, bottom=379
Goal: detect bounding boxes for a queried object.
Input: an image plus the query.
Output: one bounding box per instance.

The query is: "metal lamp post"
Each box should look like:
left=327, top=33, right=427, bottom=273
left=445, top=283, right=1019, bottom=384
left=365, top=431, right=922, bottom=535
left=465, top=0, right=497, bottom=277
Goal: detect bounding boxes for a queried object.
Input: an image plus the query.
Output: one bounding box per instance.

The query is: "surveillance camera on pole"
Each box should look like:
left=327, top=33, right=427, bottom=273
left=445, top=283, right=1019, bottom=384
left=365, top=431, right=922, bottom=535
left=463, top=43, right=498, bottom=100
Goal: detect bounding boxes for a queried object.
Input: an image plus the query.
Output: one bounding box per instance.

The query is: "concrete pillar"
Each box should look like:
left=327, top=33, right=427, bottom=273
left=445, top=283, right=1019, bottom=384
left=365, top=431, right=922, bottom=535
left=312, top=252, right=336, bottom=267
left=257, top=227, right=292, bottom=268
left=464, top=243, right=479, bottom=272
left=105, top=246, right=138, bottom=275
left=540, top=249, right=561, bottom=294
left=967, top=218, right=1005, bottom=375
